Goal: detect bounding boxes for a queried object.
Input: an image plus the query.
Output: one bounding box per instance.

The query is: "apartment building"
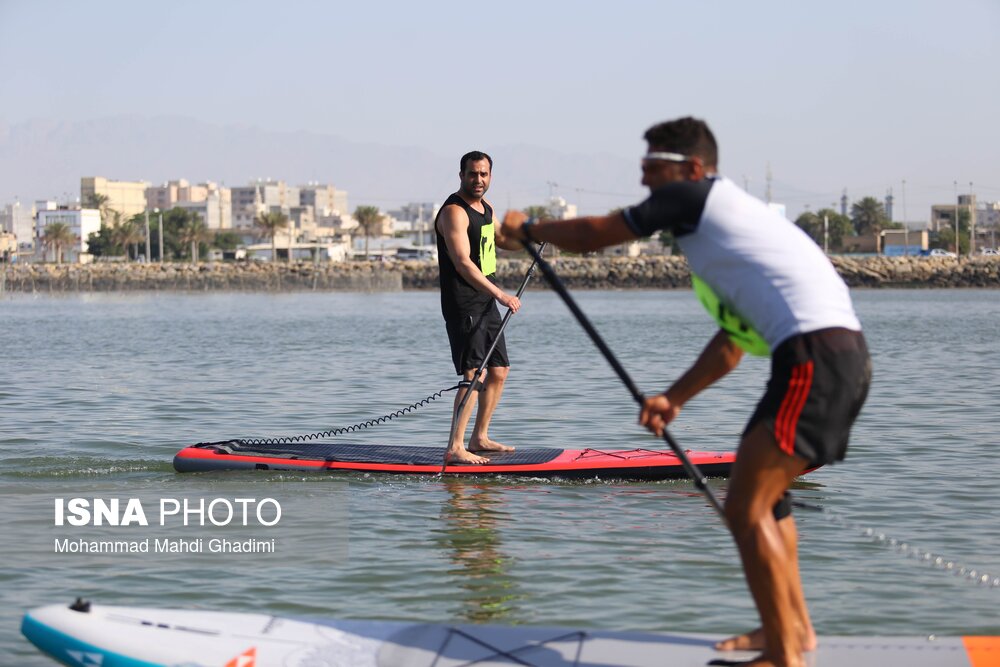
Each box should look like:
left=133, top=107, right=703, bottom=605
left=0, top=201, right=36, bottom=250
left=231, top=180, right=302, bottom=228
left=300, top=183, right=349, bottom=216
left=81, top=177, right=149, bottom=217
left=149, top=180, right=232, bottom=229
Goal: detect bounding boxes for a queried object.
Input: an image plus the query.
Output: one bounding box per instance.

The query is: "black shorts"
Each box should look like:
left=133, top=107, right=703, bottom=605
left=745, top=328, right=871, bottom=466
left=444, top=305, right=510, bottom=375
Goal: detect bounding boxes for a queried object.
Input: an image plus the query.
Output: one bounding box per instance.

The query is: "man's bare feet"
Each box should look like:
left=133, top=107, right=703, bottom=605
left=444, top=447, right=490, bottom=465
left=468, top=436, right=514, bottom=453
left=715, top=628, right=766, bottom=652
left=714, top=628, right=816, bottom=652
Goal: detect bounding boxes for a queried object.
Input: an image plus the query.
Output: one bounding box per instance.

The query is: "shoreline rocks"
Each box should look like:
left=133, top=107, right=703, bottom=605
left=1, top=255, right=997, bottom=293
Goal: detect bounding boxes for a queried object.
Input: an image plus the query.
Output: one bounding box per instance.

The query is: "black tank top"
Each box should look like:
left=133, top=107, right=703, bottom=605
left=435, top=193, right=497, bottom=321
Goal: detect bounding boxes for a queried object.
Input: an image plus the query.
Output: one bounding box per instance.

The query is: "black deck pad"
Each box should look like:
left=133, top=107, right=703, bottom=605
left=204, top=441, right=564, bottom=467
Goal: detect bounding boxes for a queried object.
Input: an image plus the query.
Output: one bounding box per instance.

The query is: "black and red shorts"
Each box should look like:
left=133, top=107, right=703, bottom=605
left=745, top=328, right=871, bottom=466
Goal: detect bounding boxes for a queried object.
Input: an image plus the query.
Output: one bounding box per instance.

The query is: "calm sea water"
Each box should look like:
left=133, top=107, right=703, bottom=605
left=2, top=288, right=999, bottom=663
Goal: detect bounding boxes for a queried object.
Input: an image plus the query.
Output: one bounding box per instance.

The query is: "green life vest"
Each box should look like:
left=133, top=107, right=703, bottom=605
left=691, top=273, right=770, bottom=356
left=479, top=222, right=496, bottom=277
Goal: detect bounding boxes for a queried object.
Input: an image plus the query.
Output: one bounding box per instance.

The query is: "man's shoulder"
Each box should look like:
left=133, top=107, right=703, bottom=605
left=439, top=196, right=470, bottom=224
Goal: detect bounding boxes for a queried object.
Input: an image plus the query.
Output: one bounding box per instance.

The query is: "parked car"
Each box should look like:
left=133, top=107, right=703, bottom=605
left=928, top=248, right=957, bottom=258
left=979, top=248, right=999, bottom=256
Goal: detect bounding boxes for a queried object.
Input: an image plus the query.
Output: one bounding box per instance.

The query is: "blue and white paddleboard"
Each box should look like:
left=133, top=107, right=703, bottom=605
left=22, top=600, right=999, bottom=667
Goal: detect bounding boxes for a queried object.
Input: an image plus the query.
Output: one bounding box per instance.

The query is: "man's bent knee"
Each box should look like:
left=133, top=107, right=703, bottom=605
left=488, top=366, right=510, bottom=382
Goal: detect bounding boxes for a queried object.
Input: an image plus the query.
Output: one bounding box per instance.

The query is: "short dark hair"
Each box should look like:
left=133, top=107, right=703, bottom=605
left=643, top=117, right=718, bottom=168
left=460, top=151, right=493, bottom=173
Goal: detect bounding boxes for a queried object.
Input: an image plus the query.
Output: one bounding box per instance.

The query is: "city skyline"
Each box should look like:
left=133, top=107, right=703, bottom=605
left=1, top=0, right=997, bottom=220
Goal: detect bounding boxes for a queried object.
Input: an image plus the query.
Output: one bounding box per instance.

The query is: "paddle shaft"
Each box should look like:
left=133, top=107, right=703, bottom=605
left=444, top=243, right=547, bottom=459
left=521, top=241, right=726, bottom=521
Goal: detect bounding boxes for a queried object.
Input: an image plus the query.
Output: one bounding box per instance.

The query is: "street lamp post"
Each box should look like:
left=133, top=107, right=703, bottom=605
left=155, top=208, right=164, bottom=264
left=953, top=181, right=959, bottom=256
left=969, top=181, right=976, bottom=255
left=144, top=210, right=151, bottom=263
left=902, top=179, right=908, bottom=256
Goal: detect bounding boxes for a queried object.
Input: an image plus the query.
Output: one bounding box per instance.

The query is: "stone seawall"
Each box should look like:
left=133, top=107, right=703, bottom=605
left=1, top=255, right=998, bottom=293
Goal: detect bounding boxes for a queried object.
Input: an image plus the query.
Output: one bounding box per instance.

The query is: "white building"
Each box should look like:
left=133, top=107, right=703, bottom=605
left=388, top=202, right=438, bottom=247
left=546, top=196, right=577, bottom=220
left=0, top=201, right=37, bottom=250
left=231, top=180, right=301, bottom=229
left=147, top=180, right=232, bottom=229
left=977, top=201, right=1000, bottom=249
left=36, top=208, right=101, bottom=263
left=244, top=240, right=351, bottom=263
left=300, top=183, right=349, bottom=217
left=173, top=187, right=231, bottom=230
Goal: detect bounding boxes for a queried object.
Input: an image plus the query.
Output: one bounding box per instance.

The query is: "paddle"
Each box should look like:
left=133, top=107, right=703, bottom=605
left=441, top=242, right=547, bottom=472
left=519, top=240, right=727, bottom=521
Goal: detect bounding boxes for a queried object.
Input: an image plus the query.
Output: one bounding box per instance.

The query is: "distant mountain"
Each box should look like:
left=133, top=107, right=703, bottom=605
left=0, top=115, right=642, bottom=214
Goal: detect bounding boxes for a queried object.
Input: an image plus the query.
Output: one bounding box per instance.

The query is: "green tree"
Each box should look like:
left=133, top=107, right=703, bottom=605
left=213, top=230, right=242, bottom=252
left=86, top=224, right=118, bottom=258
left=851, top=197, right=890, bottom=250
left=178, top=213, right=211, bottom=264
left=83, top=193, right=112, bottom=227
left=794, top=211, right=823, bottom=244
left=254, top=210, right=290, bottom=262
left=794, top=208, right=853, bottom=252
left=935, top=222, right=970, bottom=255
left=111, top=218, right=144, bottom=260
left=153, top=208, right=201, bottom=261
left=523, top=205, right=549, bottom=220
left=42, top=222, right=76, bottom=264
left=353, top=205, right=384, bottom=259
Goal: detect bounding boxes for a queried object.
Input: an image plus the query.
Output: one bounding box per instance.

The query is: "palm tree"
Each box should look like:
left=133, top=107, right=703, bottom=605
left=353, top=205, right=384, bottom=259
left=42, top=222, right=76, bottom=264
left=84, top=193, right=111, bottom=227
left=523, top=205, right=549, bottom=220
left=254, top=210, right=290, bottom=262
left=851, top=197, right=889, bottom=252
left=111, top=219, right=144, bottom=260
left=178, top=213, right=211, bottom=265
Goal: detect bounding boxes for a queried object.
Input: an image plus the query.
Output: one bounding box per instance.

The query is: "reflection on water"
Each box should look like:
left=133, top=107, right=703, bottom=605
left=437, top=479, right=524, bottom=623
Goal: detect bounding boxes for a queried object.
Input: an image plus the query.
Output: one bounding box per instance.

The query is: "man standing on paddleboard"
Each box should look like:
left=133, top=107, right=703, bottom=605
left=436, top=151, right=525, bottom=465
left=500, top=117, right=871, bottom=667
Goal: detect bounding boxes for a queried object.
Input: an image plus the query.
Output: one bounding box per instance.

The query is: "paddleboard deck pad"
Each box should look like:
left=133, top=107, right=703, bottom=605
left=173, top=440, right=737, bottom=480
left=22, top=601, right=1000, bottom=667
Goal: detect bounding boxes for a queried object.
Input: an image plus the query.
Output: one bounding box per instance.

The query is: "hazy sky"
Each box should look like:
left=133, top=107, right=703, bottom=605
left=1, top=0, right=998, bottom=219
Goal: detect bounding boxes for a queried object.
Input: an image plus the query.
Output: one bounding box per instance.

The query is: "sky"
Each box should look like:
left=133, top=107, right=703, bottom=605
left=1, top=0, right=998, bottom=220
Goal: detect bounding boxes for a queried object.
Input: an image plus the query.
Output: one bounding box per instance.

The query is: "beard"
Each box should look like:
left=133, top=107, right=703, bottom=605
left=459, top=181, right=488, bottom=200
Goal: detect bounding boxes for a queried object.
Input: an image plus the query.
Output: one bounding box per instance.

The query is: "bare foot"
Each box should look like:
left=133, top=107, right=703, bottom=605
left=715, top=628, right=765, bottom=651
left=444, top=448, right=490, bottom=465
left=468, top=436, right=514, bottom=453
left=715, top=628, right=816, bottom=652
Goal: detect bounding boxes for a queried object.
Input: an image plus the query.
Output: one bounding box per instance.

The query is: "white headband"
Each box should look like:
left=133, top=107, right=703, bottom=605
left=644, top=152, right=690, bottom=162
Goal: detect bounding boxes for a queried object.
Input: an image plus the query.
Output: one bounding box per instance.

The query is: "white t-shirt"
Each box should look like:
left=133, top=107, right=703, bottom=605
left=623, top=176, right=861, bottom=350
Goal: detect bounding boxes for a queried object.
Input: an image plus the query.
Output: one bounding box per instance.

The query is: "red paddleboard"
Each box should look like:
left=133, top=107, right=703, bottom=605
left=173, top=441, right=737, bottom=480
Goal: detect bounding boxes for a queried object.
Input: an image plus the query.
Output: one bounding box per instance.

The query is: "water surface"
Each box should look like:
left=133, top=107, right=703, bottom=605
left=2, top=289, right=998, bottom=663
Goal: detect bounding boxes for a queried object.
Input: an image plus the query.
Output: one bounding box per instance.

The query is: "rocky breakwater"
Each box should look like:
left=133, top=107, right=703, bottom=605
left=399, top=255, right=693, bottom=290
left=0, top=261, right=402, bottom=293
left=829, top=255, right=1000, bottom=288
left=1, top=255, right=998, bottom=293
